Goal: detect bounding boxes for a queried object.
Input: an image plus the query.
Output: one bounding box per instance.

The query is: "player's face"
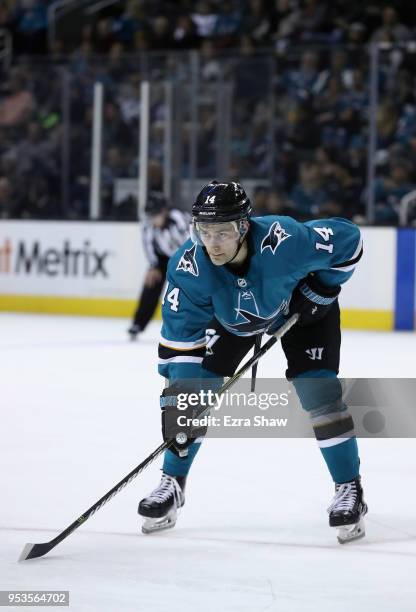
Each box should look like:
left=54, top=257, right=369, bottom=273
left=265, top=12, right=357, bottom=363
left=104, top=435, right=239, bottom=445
left=197, top=222, right=240, bottom=266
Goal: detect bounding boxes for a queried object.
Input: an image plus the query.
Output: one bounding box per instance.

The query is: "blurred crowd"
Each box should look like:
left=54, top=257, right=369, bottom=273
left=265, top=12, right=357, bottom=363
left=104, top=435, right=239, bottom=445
left=2, top=1, right=416, bottom=56
left=1, top=1, right=416, bottom=224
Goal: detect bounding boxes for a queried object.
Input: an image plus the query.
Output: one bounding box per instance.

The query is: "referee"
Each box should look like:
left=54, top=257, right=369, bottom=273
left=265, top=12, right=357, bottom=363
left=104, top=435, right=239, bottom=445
left=128, top=191, right=190, bottom=339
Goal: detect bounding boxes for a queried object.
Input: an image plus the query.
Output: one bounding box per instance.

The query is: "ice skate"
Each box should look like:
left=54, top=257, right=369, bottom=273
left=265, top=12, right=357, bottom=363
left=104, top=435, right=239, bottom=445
left=128, top=324, right=141, bottom=340
left=138, top=473, right=186, bottom=534
left=328, top=476, right=368, bottom=544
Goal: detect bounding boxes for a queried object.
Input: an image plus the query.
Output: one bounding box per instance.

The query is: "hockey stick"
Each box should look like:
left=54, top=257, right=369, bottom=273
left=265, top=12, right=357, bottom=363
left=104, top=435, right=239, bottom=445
left=19, top=314, right=299, bottom=561
left=250, top=333, right=263, bottom=392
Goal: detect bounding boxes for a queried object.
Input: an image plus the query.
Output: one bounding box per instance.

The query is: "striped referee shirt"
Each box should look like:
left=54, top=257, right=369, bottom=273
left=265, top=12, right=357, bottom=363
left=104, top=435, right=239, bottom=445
left=142, top=209, right=190, bottom=267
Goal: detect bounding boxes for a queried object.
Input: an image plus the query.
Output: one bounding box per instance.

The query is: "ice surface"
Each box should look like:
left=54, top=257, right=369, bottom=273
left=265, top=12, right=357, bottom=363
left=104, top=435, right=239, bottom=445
left=1, top=314, right=415, bottom=611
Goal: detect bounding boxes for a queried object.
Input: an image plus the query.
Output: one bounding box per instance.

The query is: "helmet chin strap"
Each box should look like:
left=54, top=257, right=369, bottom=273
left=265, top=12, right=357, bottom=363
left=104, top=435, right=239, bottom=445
left=225, top=239, right=243, bottom=265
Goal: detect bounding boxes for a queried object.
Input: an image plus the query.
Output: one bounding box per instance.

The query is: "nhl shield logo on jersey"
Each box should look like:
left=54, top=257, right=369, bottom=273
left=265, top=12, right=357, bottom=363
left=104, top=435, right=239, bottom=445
left=261, top=221, right=291, bottom=254
left=176, top=243, right=199, bottom=277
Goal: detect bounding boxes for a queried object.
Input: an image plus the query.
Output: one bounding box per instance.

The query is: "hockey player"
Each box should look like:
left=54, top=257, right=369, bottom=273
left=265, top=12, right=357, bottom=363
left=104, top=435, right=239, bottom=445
left=138, top=181, right=367, bottom=543
left=128, top=191, right=190, bottom=339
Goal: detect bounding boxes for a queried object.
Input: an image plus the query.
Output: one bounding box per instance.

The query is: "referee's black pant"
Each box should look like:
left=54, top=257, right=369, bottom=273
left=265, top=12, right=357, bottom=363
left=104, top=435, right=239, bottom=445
left=132, top=258, right=168, bottom=331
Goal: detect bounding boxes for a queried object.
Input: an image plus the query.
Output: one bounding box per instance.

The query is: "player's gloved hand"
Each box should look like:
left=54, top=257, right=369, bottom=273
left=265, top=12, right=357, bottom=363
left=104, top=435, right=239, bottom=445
left=288, top=273, right=340, bottom=327
left=160, top=383, right=209, bottom=457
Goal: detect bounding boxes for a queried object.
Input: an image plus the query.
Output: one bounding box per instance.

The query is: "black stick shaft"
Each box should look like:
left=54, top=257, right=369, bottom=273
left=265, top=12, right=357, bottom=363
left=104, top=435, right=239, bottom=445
left=51, top=441, right=169, bottom=547
left=251, top=333, right=263, bottom=392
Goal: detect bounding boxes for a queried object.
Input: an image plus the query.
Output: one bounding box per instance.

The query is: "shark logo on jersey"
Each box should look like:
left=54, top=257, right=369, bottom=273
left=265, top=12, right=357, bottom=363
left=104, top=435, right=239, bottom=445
left=220, top=299, right=290, bottom=336
left=176, top=243, right=199, bottom=277
left=261, top=222, right=291, bottom=255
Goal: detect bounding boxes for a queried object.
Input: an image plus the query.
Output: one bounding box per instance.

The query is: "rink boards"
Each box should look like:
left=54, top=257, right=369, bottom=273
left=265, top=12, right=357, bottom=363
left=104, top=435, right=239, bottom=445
left=0, top=221, right=414, bottom=330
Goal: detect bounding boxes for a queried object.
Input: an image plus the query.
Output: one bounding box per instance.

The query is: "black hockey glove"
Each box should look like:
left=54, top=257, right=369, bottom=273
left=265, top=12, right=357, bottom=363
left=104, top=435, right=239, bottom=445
left=160, top=383, right=209, bottom=457
left=288, top=273, right=340, bottom=327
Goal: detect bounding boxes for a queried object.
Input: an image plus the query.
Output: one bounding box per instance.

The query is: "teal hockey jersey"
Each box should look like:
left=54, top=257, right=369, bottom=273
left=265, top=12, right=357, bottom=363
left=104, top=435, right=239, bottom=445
left=158, top=216, right=362, bottom=381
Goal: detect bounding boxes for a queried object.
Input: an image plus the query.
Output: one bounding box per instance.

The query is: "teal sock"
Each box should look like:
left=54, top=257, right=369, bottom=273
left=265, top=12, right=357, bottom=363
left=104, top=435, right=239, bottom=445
left=293, top=369, right=360, bottom=484
left=320, top=436, right=360, bottom=483
left=163, top=441, right=202, bottom=477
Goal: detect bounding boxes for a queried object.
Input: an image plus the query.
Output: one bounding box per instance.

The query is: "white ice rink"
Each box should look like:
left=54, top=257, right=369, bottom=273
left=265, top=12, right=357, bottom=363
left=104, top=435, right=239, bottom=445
left=1, top=313, right=416, bottom=612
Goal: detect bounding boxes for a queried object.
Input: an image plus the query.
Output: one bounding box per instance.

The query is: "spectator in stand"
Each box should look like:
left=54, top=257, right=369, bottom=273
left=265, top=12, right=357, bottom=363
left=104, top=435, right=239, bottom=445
left=320, top=157, right=364, bottom=220
left=273, top=142, right=298, bottom=193
left=12, top=121, right=58, bottom=180
left=373, top=161, right=415, bottom=225
left=191, top=2, right=218, bottom=39
left=271, top=0, right=301, bottom=48
left=372, top=6, right=411, bottom=43
left=173, top=15, right=200, bottom=50
left=283, top=97, right=321, bottom=152
left=148, top=121, right=165, bottom=164
left=147, top=158, right=164, bottom=192
left=197, top=105, right=217, bottom=176
left=200, top=39, right=221, bottom=81
left=282, top=50, right=323, bottom=100
left=213, top=0, right=241, bottom=48
left=117, top=78, right=140, bottom=125
left=102, top=100, right=134, bottom=152
left=19, top=173, right=61, bottom=219
left=248, top=116, right=271, bottom=177
left=319, top=49, right=355, bottom=91
left=150, top=16, right=173, bottom=51
left=111, top=1, right=140, bottom=50
left=396, top=104, right=416, bottom=147
left=229, top=121, right=251, bottom=177
left=101, top=146, right=127, bottom=218
left=233, top=35, right=270, bottom=103
left=297, top=0, right=328, bottom=44
left=346, top=20, right=366, bottom=41
left=133, top=28, right=150, bottom=52
left=344, top=137, right=367, bottom=186
left=0, top=176, right=15, bottom=218
left=264, top=189, right=292, bottom=215
left=251, top=185, right=270, bottom=215
left=92, top=17, right=116, bottom=54
left=106, top=42, right=130, bottom=84
left=290, top=161, right=330, bottom=219
left=254, top=186, right=293, bottom=216
left=9, top=0, right=48, bottom=54
left=342, top=68, right=368, bottom=114
left=376, top=101, right=399, bottom=150
left=0, top=69, right=34, bottom=128
left=243, top=0, right=272, bottom=46
left=315, top=76, right=346, bottom=129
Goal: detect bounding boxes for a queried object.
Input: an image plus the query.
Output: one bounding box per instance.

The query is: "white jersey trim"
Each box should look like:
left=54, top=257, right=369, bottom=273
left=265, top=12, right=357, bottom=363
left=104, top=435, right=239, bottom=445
left=330, top=235, right=363, bottom=272
left=159, top=335, right=206, bottom=349
left=158, top=356, right=204, bottom=364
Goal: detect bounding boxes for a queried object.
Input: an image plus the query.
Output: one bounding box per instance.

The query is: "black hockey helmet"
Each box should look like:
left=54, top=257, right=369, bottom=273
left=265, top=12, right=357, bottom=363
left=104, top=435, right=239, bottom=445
left=192, top=180, right=252, bottom=223
left=145, top=191, right=168, bottom=217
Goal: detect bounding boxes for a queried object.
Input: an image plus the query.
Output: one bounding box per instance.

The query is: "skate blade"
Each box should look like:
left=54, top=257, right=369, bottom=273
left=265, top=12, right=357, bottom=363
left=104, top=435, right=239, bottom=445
left=141, top=509, right=177, bottom=534
left=336, top=519, right=365, bottom=544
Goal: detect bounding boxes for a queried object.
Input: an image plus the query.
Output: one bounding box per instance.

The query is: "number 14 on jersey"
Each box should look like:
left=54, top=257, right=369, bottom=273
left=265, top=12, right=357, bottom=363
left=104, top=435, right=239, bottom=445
left=314, top=227, right=334, bottom=253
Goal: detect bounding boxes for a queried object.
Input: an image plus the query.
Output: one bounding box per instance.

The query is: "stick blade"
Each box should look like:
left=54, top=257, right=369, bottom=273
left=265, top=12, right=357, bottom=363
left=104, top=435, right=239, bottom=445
left=18, top=541, right=53, bottom=562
